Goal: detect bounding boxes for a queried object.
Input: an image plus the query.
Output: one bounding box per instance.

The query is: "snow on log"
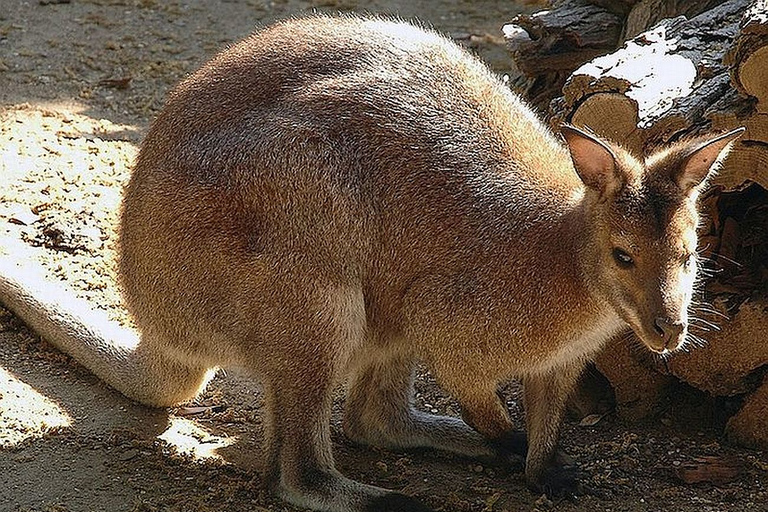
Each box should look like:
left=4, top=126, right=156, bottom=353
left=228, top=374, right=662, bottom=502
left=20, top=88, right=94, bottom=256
left=504, top=0, right=729, bottom=110
left=553, top=0, right=748, bottom=151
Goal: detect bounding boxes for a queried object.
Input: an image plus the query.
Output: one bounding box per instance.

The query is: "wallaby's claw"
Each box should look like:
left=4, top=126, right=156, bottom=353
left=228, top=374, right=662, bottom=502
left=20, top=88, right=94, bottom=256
left=530, top=460, right=582, bottom=499
left=489, top=430, right=528, bottom=469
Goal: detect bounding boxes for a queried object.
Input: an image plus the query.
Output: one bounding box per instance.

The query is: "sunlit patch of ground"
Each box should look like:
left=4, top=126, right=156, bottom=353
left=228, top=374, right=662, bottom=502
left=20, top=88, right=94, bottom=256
left=0, top=103, right=140, bottom=324
left=0, top=103, right=237, bottom=461
left=158, top=416, right=237, bottom=461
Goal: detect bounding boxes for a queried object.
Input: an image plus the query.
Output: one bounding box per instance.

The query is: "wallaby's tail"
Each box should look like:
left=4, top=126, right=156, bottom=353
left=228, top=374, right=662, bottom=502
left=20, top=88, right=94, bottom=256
left=0, top=248, right=213, bottom=407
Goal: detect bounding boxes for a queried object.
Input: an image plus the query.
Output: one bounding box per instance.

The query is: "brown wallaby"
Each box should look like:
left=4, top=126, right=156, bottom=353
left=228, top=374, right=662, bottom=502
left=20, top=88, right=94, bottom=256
left=0, top=15, right=743, bottom=512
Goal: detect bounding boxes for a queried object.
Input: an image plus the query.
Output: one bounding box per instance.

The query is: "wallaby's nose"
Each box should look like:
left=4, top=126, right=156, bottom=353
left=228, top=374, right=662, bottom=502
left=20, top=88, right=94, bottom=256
left=654, top=317, right=685, bottom=348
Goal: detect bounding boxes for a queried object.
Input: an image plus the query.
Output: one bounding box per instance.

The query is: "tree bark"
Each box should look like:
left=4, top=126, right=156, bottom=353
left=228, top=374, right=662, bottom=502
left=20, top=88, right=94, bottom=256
left=624, top=0, right=725, bottom=39
left=725, top=0, right=768, bottom=112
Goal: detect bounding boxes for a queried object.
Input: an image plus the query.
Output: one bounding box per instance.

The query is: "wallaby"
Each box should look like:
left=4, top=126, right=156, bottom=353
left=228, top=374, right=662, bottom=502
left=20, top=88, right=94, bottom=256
left=0, top=14, right=742, bottom=512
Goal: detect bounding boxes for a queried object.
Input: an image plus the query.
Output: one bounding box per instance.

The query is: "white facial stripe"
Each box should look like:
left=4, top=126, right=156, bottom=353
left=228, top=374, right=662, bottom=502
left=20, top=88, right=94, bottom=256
left=682, top=228, right=698, bottom=254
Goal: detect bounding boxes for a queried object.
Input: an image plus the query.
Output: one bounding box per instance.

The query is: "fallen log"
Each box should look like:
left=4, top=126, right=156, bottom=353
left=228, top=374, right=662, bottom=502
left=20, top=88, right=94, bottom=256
left=503, top=0, right=625, bottom=108
left=725, top=0, right=768, bottom=112
left=504, top=0, right=730, bottom=108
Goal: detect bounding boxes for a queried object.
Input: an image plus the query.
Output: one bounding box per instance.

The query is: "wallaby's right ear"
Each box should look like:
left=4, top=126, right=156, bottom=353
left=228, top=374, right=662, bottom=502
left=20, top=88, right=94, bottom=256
left=561, top=125, right=620, bottom=200
left=673, top=127, right=745, bottom=192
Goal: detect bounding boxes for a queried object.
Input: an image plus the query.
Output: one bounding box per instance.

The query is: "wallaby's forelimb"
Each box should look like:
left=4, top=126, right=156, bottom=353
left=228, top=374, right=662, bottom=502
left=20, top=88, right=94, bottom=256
left=523, top=362, right=586, bottom=496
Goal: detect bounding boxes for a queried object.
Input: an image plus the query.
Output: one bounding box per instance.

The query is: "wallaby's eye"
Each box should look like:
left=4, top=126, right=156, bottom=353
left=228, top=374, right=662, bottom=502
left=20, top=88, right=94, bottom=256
left=612, top=248, right=634, bottom=268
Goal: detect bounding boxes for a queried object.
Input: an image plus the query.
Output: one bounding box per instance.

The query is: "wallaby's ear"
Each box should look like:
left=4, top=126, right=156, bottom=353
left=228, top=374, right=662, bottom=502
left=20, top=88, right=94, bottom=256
left=561, top=125, right=620, bottom=200
left=675, top=127, right=744, bottom=192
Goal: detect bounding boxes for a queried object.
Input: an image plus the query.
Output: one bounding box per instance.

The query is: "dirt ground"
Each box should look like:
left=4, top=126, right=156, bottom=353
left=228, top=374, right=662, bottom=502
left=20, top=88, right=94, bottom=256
left=0, top=1, right=766, bottom=511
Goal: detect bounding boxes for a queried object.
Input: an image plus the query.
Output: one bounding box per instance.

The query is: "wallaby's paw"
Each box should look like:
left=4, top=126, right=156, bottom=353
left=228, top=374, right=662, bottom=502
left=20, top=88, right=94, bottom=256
left=489, top=430, right=528, bottom=461
left=528, top=451, right=581, bottom=498
left=536, top=463, right=581, bottom=498
left=365, top=492, right=434, bottom=512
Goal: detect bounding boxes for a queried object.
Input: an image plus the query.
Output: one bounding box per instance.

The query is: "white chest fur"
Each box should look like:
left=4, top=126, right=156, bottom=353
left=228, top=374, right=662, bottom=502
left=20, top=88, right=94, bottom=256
left=533, top=313, right=627, bottom=376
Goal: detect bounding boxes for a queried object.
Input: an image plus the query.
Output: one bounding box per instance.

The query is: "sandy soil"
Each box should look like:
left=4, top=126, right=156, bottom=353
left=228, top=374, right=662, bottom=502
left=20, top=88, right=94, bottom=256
left=0, top=1, right=766, bottom=511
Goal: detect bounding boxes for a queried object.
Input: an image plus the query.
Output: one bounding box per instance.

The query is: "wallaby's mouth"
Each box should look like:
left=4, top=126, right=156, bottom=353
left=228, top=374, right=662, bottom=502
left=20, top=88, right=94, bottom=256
left=636, top=317, right=687, bottom=354
left=619, top=307, right=687, bottom=354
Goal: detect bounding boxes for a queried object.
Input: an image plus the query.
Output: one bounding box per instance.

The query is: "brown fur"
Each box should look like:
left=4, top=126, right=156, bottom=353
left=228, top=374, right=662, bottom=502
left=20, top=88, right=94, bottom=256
left=0, top=15, right=742, bottom=512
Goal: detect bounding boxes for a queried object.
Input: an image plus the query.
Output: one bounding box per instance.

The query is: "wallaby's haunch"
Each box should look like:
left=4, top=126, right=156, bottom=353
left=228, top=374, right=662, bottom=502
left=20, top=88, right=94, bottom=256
left=0, top=15, right=743, bottom=512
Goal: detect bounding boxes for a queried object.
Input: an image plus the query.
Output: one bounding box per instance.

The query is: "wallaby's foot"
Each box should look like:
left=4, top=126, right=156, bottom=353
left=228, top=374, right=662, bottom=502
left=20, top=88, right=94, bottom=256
left=344, top=406, right=492, bottom=459
left=488, top=430, right=528, bottom=461
left=365, top=492, right=434, bottom=512
left=527, top=450, right=581, bottom=498
left=276, top=467, right=432, bottom=512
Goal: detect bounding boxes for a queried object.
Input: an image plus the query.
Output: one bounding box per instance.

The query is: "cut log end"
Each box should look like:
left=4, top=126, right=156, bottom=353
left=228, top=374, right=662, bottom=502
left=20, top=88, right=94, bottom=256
left=738, top=46, right=768, bottom=112
left=594, top=335, right=672, bottom=421
left=711, top=142, right=768, bottom=191
left=570, top=93, right=644, bottom=155
left=669, top=300, right=768, bottom=396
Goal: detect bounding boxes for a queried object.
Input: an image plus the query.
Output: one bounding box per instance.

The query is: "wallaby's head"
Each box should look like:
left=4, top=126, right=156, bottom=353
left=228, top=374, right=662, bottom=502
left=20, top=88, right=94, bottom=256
left=562, top=126, right=743, bottom=354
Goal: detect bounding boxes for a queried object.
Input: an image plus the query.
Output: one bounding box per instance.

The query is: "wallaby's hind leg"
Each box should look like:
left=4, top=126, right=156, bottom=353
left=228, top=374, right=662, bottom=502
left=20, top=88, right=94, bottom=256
left=261, top=360, right=433, bottom=512
left=343, top=349, right=494, bottom=459
left=257, top=288, right=432, bottom=512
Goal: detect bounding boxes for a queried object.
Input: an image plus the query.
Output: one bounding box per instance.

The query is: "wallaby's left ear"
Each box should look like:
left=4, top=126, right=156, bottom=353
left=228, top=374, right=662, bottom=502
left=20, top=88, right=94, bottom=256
left=675, top=127, right=745, bottom=192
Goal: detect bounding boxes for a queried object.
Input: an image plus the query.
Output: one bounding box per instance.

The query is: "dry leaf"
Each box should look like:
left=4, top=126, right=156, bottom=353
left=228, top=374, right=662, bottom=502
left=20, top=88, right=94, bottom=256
left=674, top=456, right=742, bottom=486
left=176, top=405, right=225, bottom=416
left=579, top=413, right=604, bottom=427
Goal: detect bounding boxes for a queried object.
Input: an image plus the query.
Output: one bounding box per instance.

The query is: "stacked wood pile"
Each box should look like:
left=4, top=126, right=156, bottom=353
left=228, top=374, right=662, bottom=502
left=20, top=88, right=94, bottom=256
left=506, top=0, right=768, bottom=449
left=503, top=0, right=723, bottom=108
